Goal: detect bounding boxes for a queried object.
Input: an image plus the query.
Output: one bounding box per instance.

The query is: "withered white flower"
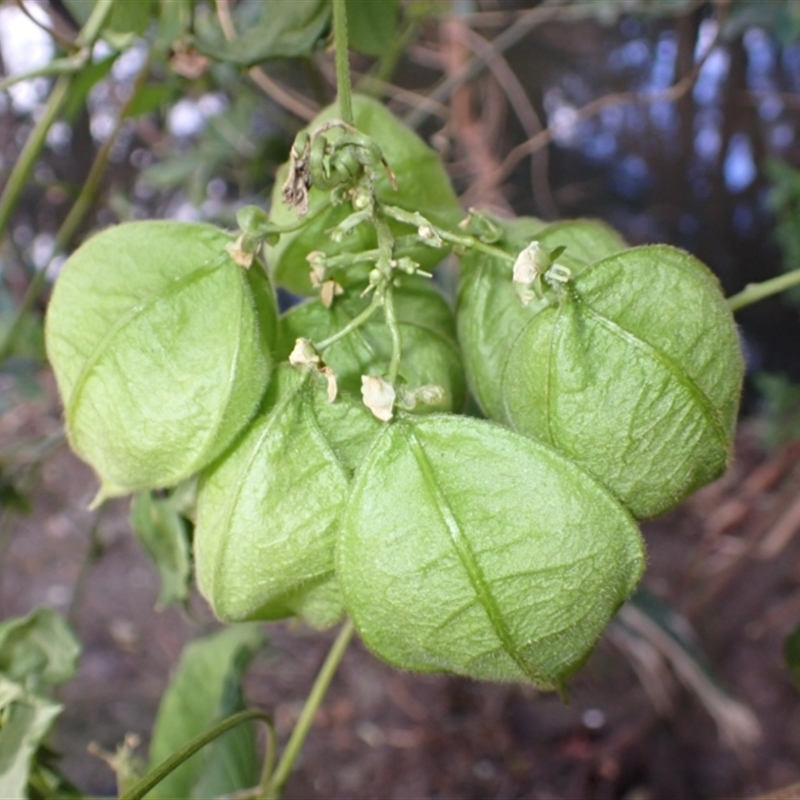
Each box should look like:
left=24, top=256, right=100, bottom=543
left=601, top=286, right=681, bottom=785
left=361, top=375, right=395, bottom=421
left=288, top=337, right=320, bottom=367
left=512, top=241, right=548, bottom=286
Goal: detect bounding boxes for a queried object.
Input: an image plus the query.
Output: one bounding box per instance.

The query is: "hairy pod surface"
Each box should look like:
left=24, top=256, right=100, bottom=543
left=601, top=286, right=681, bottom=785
left=457, top=219, right=744, bottom=519
left=266, top=95, right=462, bottom=295
left=338, top=414, right=645, bottom=689
left=278, top=277, right=466, bottom=412
left=45, top=221, right=277, bottom=499
left=195, top=366, right=380, bottom=628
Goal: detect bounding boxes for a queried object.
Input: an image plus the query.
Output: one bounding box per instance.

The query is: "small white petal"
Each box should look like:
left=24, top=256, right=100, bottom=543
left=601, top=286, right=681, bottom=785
left=361, top=375, right=395, bottom=421
left=289, top=337, right=320, bottom=367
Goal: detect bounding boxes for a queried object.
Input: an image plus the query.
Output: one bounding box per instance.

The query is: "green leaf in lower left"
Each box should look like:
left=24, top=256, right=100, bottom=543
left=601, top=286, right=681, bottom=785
left=338, top=415, right=645, bottom=691
left=146, top=624, right=264, bottom=800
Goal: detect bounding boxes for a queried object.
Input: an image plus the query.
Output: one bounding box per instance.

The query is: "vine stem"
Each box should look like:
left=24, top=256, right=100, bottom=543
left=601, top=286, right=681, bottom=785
left=332, top=0, right=354, bottom=125
left=264, top=619, right=355, bottom=800
left=119, top=709, right=276, bottom=800
left=315, top=295, right=381, bottom=351
left=0, top=47, right=152, bottom=363
left=727, top=268, right=800, bottom=311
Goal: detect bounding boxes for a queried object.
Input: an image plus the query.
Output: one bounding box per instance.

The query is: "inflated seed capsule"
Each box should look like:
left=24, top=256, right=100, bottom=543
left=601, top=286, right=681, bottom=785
left=457, top=217, right=743, bottom=519
left=45, top=221, right=277, bottom=501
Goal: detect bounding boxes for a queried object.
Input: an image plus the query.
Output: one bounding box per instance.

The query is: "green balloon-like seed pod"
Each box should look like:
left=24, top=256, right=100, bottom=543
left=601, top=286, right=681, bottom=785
left=338, top=414, right=645, bottom=690
left=195, top=365, right=380, bottom=628
left=457, top=219, right=744, bottom=519
left=45, top=221, right=277, bottom=500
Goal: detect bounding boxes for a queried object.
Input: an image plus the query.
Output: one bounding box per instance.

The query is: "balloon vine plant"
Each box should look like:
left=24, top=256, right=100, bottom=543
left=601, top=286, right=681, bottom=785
left=42, top=0, right=779, bottom=795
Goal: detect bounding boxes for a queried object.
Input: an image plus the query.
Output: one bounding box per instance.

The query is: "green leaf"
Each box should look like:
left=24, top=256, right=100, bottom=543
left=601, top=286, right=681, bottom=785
left=0, top=609, right=80, bottom=799
left=146, top=625, right=264, bottom=800
left=130, top=491, right=192, bottom=609
left=62, top=54, right=118, bottom=124
left=155, top=0, right=193, bottom=49
left=338, top=414, right=645, bottom=690
left=277, top=277, right=466, bottom=411
left=195, top=365, right=380, bottom=628
left=345, top=0, right=398, bottom=56
left=0, top=608, right=80, bottom=690
left=458, top=226, right=743, bottom=519
left=0, top=691, right=63, bottom=800
left=266, top=95, right=461, bottom=295
left=45, top=221, right=278, bottom=500
left=124, top=83, right=173, bottom=120
left=194, top=0, right=331, bottom=66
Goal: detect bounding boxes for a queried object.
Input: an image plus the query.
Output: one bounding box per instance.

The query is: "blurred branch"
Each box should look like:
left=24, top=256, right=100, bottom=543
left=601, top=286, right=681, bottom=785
left=0, top=45, right=152, bottom=363
left=215, top=0, right=318, bottom=121
left=0, top=0, right=114, bottom=245
left=441, top=16, right=510, bottom=215
left=0, top=53, right=89, bottom=93
left=404, top=0, right=568, bottom=129
left=351, top=72, right=450, bottom=120
left=458, top=26, right=558, bottom=219
left=14, top=0, right=79, bottom=52
left=404, top=0, right=636, bottom=131
left=470, top=0, right=731, bottom=198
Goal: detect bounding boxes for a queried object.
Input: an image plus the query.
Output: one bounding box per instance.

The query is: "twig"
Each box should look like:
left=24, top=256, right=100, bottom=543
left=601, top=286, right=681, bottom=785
left=14, top=0, right=79, bottom=52
left=404, top=0, right=586, bottom=130
left=470, top=0, right=732, bottom=196
left=0, top=54, right=86, bottom=93
left=215, top=0, right=318, bottom=121
left=352, top=72, right=450, bottom=121
left=458, top=26, right=558, bottom=218
left=441, top=16, right=510, bottom=214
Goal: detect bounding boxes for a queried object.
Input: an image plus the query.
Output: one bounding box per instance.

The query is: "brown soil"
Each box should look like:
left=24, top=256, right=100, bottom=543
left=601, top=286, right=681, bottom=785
left=3, top=371, right=800, bottom=800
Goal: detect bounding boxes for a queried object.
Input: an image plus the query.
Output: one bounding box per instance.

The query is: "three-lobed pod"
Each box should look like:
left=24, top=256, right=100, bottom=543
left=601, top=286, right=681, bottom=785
left=44, top=96, right=743, bottom=690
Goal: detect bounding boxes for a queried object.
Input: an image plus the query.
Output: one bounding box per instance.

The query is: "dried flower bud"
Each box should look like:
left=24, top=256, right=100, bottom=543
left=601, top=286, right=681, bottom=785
left=361, top=375, right=395, bottom=421
left=512, top=241, right=549, bottom=286
left=289, top=337, right=320, bottom=367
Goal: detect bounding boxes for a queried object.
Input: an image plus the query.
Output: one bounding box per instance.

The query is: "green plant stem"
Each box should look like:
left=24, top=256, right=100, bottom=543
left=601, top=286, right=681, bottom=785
left=264, top=619, right=355, bottom=800
left=0, top=0, right=113, bottom=244
left=382, top=204, right=516, bottom=264
left=0, top=56, right=86, bottom=93
left=727, top=268, right=800, bottom=311
left=0, top=41, right=151, bottom=364
left=0, top=76, right=71, bottom=244
left=332, top=0, right=354, bottom=125
left=120, top=709, right=276, bottom=800
left=384, top=283, right=402, bottom=385
left=373, top=213, right=403, bottom=384
left=0, top=0, right=114, bottom=364
left=58, top=50, right=153, bottom=250
left=314, top=295, right=381, bottom=351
